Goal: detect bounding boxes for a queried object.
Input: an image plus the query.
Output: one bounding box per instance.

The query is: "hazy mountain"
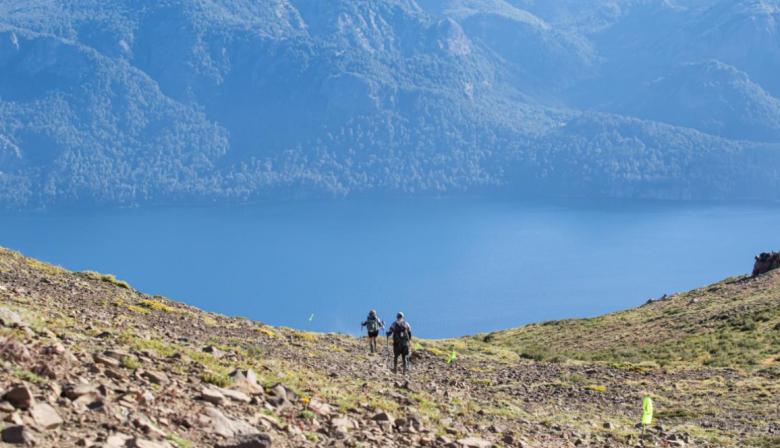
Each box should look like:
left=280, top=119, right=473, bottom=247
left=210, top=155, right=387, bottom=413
left=616, top=61, right=780, bottom=141
left=0, top=0, right=779, bottom=206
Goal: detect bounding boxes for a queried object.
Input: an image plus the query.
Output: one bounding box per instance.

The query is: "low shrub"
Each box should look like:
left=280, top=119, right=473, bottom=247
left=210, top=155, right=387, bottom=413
left=201, top=371, right=232, bottom=388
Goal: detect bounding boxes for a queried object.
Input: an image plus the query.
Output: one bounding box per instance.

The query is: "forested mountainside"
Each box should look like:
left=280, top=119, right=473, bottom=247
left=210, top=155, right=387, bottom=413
left=1, top=0, right=780, bottom=207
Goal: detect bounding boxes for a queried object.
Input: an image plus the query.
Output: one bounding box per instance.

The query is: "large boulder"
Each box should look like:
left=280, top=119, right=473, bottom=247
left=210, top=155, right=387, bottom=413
left=1, top=425, right=36, bottom=444
left=228, top=369, right=263, bottom=396
left=752, top=252, right=780, bottom=276
left=3, top=384, right=34, bottom=410
left=457, top=437, right=494, bottom=448
left=29, top=403, right=63, bottom=429
left=202, top=407, right=258, bottom=439
left=0, top=307, right=23, bottom=328
left=216, top=434, right=273, bottom=448
left=0, top=337, right=31, bottom=363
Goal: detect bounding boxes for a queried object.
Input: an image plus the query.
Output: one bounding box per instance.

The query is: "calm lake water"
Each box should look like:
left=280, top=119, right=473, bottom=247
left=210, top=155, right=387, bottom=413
left=2, top=198, right=779, bottom=338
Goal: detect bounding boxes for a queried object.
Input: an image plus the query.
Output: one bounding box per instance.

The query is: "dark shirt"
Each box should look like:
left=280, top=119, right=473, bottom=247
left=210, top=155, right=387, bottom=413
left=386, top=320, right=412, bottom=340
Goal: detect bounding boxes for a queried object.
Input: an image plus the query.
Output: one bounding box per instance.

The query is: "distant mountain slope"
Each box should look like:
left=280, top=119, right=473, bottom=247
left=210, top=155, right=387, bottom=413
left=520, top=113, right=780, bottom=200
left=1, top=0, right=780, bottom=206
left=616, top=61, right=780, bottom=142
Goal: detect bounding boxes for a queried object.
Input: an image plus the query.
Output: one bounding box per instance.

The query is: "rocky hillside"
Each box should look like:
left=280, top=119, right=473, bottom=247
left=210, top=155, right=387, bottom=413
left=0, top=247, right=778, bottom=447
left=2, top=0, right=780, bottom=206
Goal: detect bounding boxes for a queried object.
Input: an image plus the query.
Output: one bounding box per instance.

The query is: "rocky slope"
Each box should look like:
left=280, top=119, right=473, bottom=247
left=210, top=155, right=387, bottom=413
left=0, top=247, right=778, bottom=447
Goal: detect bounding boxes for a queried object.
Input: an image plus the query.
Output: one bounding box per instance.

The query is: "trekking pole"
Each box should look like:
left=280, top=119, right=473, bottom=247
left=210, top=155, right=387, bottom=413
left=407, top=343, right=412, bottom=374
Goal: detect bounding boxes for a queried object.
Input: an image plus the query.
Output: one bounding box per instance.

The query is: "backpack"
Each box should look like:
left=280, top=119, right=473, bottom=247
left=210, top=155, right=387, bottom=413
left=393, top=322, right=410, bottom=346
left=366, top=316, right=379, bottom=332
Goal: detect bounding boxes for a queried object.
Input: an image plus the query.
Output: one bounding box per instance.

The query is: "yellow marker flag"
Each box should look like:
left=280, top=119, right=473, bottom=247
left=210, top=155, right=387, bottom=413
left=446, top=350, right=457, bottom=364
left=641, top=396, right=653, bottom=426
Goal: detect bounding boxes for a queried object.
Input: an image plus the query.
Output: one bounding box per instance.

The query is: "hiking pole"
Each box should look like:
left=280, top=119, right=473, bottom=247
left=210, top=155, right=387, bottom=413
left=406, top=344, right=412, bottom=375
left=386, top=336, right=391, bottom=371
left=360, top=323, right=366, bottom=353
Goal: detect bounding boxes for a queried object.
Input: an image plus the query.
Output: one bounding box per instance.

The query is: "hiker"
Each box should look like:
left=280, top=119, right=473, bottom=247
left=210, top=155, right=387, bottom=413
left=386, top=312, right=412, bottom=374
left=361, top=309, right=384, bottom=353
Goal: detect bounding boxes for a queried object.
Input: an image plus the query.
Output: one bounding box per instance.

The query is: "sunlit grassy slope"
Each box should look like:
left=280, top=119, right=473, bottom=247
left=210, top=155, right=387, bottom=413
left=452, top=272, right=780, bottom=368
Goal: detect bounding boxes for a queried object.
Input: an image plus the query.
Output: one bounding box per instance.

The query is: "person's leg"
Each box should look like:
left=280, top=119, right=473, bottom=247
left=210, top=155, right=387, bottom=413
left=370, top=337, right=376, bottom=353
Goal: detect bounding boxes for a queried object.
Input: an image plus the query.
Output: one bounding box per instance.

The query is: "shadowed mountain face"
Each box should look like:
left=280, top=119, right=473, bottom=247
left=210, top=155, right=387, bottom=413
left=615, top=61, right=780, bottom=141
left=1, top=0, right=779, bottom=206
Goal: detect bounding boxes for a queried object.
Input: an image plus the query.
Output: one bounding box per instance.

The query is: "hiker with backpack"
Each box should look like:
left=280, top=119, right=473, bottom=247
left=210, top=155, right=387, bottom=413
left=386, top=312, right=412, bottom=374
left=361, top=310, right=385, bottom=354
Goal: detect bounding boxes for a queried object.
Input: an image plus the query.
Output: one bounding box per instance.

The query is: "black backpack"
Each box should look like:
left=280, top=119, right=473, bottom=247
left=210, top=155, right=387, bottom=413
left=394, top=322, right=410, bottom=346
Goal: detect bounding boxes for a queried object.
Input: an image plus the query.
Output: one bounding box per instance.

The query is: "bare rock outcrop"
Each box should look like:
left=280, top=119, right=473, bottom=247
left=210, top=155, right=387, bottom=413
left=752, top=251, right=780, bottom=276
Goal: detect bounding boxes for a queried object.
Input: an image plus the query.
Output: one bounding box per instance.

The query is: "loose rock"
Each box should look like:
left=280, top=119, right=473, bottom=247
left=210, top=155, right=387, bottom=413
left=4, top=384, right=34, bottom=410
left=217, top=434, right=273, bottom=448
left=1, top=425, right=35, bottom=444
left=203, top=407, right=259, bottom=438
left=30, top=403, right=63, bottom=429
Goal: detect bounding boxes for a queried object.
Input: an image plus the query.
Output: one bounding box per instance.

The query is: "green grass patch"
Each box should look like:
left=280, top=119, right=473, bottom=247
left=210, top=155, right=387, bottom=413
left=11, top=367, right=47, bottom=384
left=121, top=333, right=180, bottom=358
left=165, top=434, right=193, bottom=448
left=298, top=410, right=316, bottom=420
left=201, top=371, right=232, bottom=388
left=127, top=305, right=150, bottom=314
left=120, top=355, right=140, bottom=370
left=82, top=271, right=132, bottom=289
left=138, top=299, right=177, bottom=314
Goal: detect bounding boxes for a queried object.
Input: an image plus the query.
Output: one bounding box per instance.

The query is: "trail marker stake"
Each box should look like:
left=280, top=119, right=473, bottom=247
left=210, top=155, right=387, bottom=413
left=641, top=396, right=654, bottom=428
left=446, top=350, right=457, bottom=365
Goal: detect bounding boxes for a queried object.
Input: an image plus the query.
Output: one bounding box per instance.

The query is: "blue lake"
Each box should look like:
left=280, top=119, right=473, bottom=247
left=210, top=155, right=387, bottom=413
left=2, top=198, right=779, bottom=338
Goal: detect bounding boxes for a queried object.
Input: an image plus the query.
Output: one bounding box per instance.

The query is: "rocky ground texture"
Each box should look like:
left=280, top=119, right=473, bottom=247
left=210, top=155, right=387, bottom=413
left=0, top=247, right=778, bottom=447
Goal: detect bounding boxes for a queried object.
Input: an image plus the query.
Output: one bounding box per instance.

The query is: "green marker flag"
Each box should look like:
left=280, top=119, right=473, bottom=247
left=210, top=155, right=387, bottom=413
left=308, top=313, right=315, bottom=322
left=446, top=350, right=457, bottom=364
left=641, top=396, right=654, bottom=426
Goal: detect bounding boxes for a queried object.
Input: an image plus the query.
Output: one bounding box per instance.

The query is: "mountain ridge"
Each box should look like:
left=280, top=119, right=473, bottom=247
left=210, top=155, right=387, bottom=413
left=2, top=0, right=780, bottom=207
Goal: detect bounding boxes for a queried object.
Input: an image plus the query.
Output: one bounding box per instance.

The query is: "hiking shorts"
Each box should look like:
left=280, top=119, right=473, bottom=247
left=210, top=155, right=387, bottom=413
left=368, top=330, right=379, bottom=338
left=393, top=342, right=410, bottom=356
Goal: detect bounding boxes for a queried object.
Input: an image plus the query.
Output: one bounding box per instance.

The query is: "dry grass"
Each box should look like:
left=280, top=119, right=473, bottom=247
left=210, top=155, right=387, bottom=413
left=127, top=305, right=150, bottom=315
left=81, top=271, right=132, bottom=290
left=255, top=326, right=278, bottom=338
left=138, top=299, right=178, bottom=314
